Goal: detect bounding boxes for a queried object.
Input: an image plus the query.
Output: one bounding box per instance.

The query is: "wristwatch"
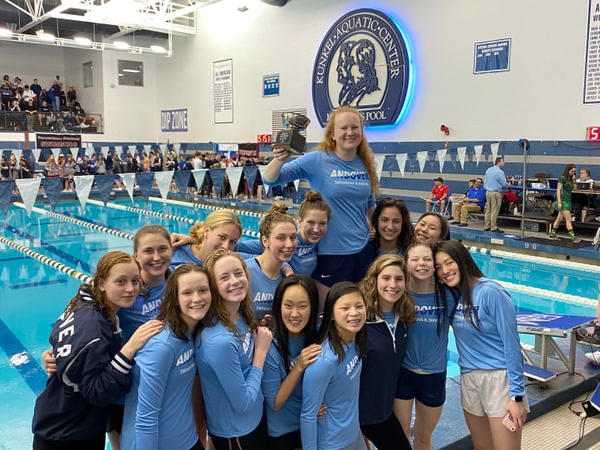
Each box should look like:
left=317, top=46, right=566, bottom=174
left=511, top=395, right=523, bottom=402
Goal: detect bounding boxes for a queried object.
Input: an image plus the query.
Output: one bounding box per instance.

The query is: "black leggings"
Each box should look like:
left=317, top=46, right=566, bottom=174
left=33, top=433, right=105, bottom=450
left=210, top=416, right=268, bottom=450
left=361, top=413, right=411, bottom=450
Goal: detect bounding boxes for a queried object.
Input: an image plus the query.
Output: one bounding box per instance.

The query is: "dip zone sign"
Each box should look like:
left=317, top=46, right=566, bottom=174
left=161, top=108, right=188, bottom=132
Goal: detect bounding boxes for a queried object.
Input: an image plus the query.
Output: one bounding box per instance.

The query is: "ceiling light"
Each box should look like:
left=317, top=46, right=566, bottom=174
left=113, top=41, right=130, bottom=50
left=0, top=28, right=13, bottom=38
left=36, top=30, right=55, bottom=41
left=122, top=69, right=140, bottom=73
left=74, top=36, right=91, bottom=46
left=150, top=45, right=167, bottom=54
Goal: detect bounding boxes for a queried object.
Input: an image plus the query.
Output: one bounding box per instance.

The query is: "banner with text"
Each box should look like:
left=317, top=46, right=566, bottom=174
left=214, top=59, right=234, bottom=124
left=36, top=133, right=82, bottom=149
left=584, top=0, right=600, bottom=103
left=160, top=108, right=188, bottom=132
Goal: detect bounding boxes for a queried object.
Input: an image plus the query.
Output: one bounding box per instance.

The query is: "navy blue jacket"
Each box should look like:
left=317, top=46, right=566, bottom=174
left=32, top=289, right=134, bottom=441
left=359, top=315, right=409, bottom=425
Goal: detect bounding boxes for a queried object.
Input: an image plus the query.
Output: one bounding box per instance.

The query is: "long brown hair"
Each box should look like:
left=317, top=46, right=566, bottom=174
left=316, top=106, right=379, bottom=196
left=360, top=254, right=415, bottom=323
left=204, top=248, right=256, bottom=335
left=158, top=264, right=216, bottom=340
left=66, top=251, right=139, bottom=327
left=259, top=203, right=296, bottom=242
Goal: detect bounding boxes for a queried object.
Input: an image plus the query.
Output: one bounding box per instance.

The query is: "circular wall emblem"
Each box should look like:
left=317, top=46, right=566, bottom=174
left=312, top=8, right=412, bottom=127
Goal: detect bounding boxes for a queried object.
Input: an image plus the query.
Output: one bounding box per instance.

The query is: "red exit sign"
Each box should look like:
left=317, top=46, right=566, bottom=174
left=586, top=126, right=600, bottom=141
left=257, top=133, right=272, bottom=144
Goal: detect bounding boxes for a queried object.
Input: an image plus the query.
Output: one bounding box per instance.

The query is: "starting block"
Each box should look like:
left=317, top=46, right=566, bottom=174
left=523, top=363, right=557, bottom=383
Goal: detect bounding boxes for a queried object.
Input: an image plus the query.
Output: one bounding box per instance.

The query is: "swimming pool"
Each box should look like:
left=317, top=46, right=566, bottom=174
left=0, top=198, right=597, bottom=449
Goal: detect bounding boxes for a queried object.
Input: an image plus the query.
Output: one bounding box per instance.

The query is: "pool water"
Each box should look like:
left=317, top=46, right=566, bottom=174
left=0, top=198, right=597, bottom=449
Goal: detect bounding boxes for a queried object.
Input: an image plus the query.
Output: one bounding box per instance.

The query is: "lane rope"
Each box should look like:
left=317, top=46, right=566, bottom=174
left=0, top=235, right=92, bottom=284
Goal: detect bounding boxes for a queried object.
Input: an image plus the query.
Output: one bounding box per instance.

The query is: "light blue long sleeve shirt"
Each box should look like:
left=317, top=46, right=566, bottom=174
left=169, top=244, right=203, bottom=271
left=484, top=165, right=508, bottom=192
left=262, top=335, right=305, bottom=437
left=237, top=234, right=318, bottom=276
left=451, top=278, right=525, bottom=397
left=118, top=280, right=166, bottom=342
left=122, top=327, right=197, bottom=450
left=245, top=257, right=285, bottom=318
left=266, top=151, right=375, bottom=255
left=404, top=290, right=455, bottom=374
left=300, top=339, right=362, bottom=450
left=195, top=318, right=264, bottom=437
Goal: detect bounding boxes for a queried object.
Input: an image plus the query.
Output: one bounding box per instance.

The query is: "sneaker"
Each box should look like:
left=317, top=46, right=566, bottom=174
left=492, top=228, right=504, bottom=233
left=483, top=228, right=491, bottom=231
left=458, top=223, right=469, bottom=227
left=450, top=221, right=460, bottom=225
left=572, top=238, right=583, bottom=244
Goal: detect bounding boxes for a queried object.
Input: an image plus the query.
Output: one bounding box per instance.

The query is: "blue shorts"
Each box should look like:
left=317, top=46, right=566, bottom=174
left=396, top=366, right=447, bottom=408
left=312, top=244, right=375, bottom=287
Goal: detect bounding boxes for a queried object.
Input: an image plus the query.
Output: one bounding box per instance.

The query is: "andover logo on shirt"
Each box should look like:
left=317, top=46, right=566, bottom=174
left=312, top=8, right=412, bottom=127
left=141, top=299, right=161, bottom=315
left=330, top=169, right=370, bottom=187
left=346, top=354, right=361, bottom=379
left=176, top=348, right=194, bottom=366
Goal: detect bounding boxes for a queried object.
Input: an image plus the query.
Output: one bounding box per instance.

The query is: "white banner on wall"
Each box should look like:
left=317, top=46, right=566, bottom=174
left=584, top=0, right=600, bottom=103
left=436, top=149, right=447, bottom=173
left=416, top=151, right=428, bottom=173
left=395, top=154, right=407, bottom=177
left=457, top=147, right=466, bottom=170
left=473, top=145, right=483, bottom=166
left=214, top=59, right=234, bottom=124
left=490, top=142, right=499, bottom=161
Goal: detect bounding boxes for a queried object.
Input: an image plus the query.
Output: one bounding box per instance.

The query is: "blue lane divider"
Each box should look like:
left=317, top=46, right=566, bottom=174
left=0, top=317, right=47, bottom=396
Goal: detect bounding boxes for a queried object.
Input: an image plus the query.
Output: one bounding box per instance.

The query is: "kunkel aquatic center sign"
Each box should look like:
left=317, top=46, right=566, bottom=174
left=312, top=9, right=412, bottom=127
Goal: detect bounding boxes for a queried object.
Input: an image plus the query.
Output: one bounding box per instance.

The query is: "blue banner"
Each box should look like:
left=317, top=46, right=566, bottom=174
left=160, top=108, right=188, bottom=132
left=210, top=168, right=226, bottom=197
left=41, top=178, right=63, bottom=211
left=474, top=38, right=511, bottom=74
left=263, top=74, right=280, bottom=97
left=0, top=180, right=14, bottom=214
left=173, top=170, right=190, bottom=194
left=136, top=172, right=154, bottom=200
left=95, top=174, right=116, bottom=205
left=243, top=166, right=258, bottom=189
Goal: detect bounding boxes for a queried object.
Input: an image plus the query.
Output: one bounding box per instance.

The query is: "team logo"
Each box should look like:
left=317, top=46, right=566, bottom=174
left=312, top=9, right=412, bottom=127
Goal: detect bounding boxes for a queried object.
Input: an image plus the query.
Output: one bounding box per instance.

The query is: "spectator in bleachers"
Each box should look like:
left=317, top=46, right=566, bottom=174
left=22, top=97, right=37, bottom=132
left=73, top=102, right=86, bottom=125
left=50, top=75, right=64, bottom=111
left=22, top=85, right=36, bottom=102
left=125, top=153, right=138, bottom=173
left=0, top=155, right=8, bottom=180
left=67, top=86, right=77, bottom=105
left=105, top=152, right=114, bottom=174
left=450, top=178, right=486, bottom=227
left=31, top=78, right=42, bottom=107
left=142, top=152, right=150, bottom=171
left=7, top=99, right=22, bottom=130
left=8, top=154, right=18, bottom=180
left=62, top=154, right=75, bottom=191
left=152, top=150, right=163, bottom=171
left=13, top=76, right=22, bottom=91
left=96, top=154, right=107, bottom=175
left=0, top=81, right=12, bottom=109
left=45, top=154, right=60, bottom=178
left=88, top=154, right=98, bottom=175
left=19, top=155, right=32, bottom=178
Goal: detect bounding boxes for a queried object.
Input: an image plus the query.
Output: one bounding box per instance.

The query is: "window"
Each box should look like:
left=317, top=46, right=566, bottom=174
left=118, top=60, right=144, bottom=87
left=83, top=61, right=93, bottom=88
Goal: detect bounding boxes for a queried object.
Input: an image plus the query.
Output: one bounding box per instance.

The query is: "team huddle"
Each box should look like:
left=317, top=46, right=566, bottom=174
left=31, top=107, right=527, bottom=450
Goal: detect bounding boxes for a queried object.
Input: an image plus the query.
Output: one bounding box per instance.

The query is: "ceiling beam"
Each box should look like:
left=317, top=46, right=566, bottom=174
left=17, top=3, right=70, bottom=33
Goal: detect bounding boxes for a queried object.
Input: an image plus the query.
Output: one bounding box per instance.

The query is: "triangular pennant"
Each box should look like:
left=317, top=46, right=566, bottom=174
left=395, top=154, right=407, bottom=178
left=74, top=175, right=94, bottom=210
left=100, top=146, right=109, bottom=157
left=136, top=172, right=155, bottom=201
left=144, top=144, right=151, bottom=154
left=120, top=172, right=136, bottom=201
left=192, top=169, right=208, bottom=192
left=159, top=144, right=167, bottom=154
left=0, top=180, right=14, bottom=214
left=15, top=178, right=41, bottom=216
left=436, top=149, right=447, bottom=173
left=155, top=171, right=174, bottom=199
left=457, top=147, right=467, bottom=170
left=258, top=165, right=270, bottom=195
left=41, top=178, right=63, bottom=211
left=490, top=143, right=499, bottom=161
left=51, top=148, right=61, bottom=161
left=374, top=154, right=386, bottom=181
left=293, top=179, right=300, bottom=192
left=32, top=148, right=41, bottom=162
left=86, top=145, right=96, bottom=158
left=243, top=166, right=258, bottom=191
left=210, top=168, right=226, bottom=197
left=416, top=151, right=428, bottom=173
left=95, top=174, right=116, bottom=205
left=474, top=145, right=483, bottom=167
left=173, top=170, right=191, bottom=194
left=226, top=166, right=244, bottom=196
left=174, top=143, right=181, bottom=153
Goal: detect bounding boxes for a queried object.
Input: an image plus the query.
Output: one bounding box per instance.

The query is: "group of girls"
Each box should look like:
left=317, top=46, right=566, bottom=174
left=32, top=105, right=527, bottom=450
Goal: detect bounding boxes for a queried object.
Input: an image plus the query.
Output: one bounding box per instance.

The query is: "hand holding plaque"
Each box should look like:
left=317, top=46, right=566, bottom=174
left=273, top=113, right=310, bottom=156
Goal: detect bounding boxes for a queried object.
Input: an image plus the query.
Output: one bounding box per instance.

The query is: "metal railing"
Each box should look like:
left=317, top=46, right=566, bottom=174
left=0, top=111, right=103, bottom=133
